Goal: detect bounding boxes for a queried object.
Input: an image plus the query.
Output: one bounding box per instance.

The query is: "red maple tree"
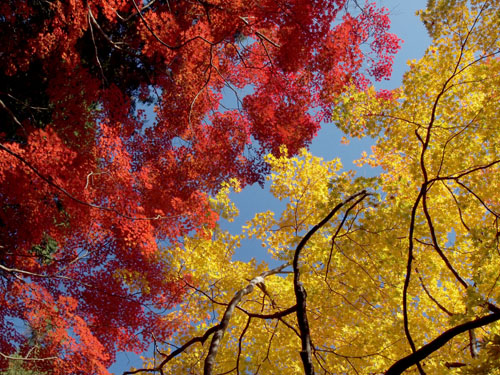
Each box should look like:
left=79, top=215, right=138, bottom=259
left=0, top=0, right=400, bottom=373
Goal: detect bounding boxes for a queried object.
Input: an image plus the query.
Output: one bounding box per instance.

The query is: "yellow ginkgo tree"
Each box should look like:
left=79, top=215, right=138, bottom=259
left=126, top=1, right=500, bottom=374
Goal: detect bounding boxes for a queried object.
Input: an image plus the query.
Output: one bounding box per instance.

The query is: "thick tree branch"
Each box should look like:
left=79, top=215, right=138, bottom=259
left=385, top=310, right=500, bottom=375
left=123, top=324, right=220, bottom=375
left=237, top=305, right=297, bottom=319
left=293, top=190, right=369, bottom=375
left=236, top=317, right=251, bottom=375
left=403, top=184, right=426, bottom=374
left=402, top=28, right=479, bottom=372
left=204, top=262, right=291, bottom=375
left=124, top=262, right=291, bottom=375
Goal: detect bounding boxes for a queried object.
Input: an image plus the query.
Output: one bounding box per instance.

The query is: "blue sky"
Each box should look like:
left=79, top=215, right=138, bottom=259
left=109, top=1, right=431, bottom=373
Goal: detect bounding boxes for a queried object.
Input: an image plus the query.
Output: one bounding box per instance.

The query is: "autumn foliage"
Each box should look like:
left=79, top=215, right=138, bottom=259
left=0, top=0, right=401, bottom=373
left=127, top=1, right=500, bottom=374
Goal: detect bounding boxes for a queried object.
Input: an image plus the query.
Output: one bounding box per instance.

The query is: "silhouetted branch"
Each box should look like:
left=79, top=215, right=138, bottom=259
left=385, top=310, right=500, bottom=375
left=293, top=190, right=369, bottom=375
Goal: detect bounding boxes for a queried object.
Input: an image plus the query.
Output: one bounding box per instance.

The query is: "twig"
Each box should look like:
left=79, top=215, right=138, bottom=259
left=239, top=16, right=281, bottom=48
left=131, top=0, right=216, bottom=49
left=415, top=269, right=454, bottom=317
left=421, top=190, right=468, bottom=288
left=0, top=144, right=180, bottom=221
left=0, top=351, right=57, bottom=362
left=87, top=8, right=107, bottom=84
left=0, top=98, right=29, bottom=138
left=88, top=6, right=126, bottom=51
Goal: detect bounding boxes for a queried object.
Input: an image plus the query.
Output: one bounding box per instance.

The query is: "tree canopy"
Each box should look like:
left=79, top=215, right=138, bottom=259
left=3, top=0, right=500, bottom=374
left=125, top=1, right=500, bottom=374
left=0, top=0, right=401, bottom=373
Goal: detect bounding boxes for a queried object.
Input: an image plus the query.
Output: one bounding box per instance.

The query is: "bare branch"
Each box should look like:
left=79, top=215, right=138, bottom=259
left=0, top=351, right=57, bottom=362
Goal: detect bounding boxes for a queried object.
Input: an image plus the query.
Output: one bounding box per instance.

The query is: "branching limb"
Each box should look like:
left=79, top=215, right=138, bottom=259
left=385, top=310, right=500, bottom=375
left=204, top=262, right=291, bottom=375
left=293, top=190, right=369, bottom=375
left=123, top=262, right=291, bottom=375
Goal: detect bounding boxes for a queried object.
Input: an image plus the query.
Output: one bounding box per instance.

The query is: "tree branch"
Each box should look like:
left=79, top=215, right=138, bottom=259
left=204, top=262, right=291, bottom=375
left=131, top=0, right=217, bottom=49
left=293, top=190, right=369, bottom=375
left=0, top=351, right=57, bottom=362
left=385, top=310, right=500, bottom=375
left=0, top=143, right=180, bottom=221
left=123, top=262, right=291, bottom=375
left=421, top=190, right=468, bottom=288
left=402, top=184, right=426, bottom=374
left=237, top=304, right=297, bottom=320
